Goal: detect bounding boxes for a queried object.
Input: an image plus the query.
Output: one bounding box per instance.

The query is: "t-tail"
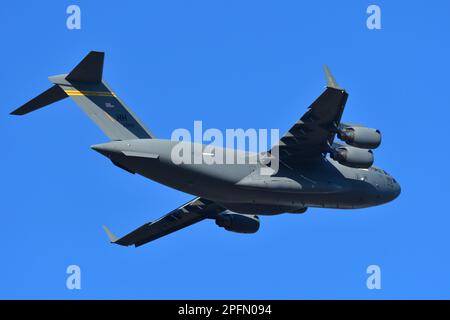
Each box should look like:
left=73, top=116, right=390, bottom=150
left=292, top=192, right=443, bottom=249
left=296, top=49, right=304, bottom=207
left=10, top=51, right=155, bottom=141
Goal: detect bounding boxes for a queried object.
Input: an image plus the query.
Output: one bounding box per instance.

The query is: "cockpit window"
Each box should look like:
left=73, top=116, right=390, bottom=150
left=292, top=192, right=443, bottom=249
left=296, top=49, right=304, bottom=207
left=371, top=167, right=384, bottom=174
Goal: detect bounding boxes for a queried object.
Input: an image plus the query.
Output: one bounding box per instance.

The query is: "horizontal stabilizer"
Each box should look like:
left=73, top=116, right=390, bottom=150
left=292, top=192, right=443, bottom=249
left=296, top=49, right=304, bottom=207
left=66, top=51, right=104, bottom=83
left=10, top=85, right=68, bottom=115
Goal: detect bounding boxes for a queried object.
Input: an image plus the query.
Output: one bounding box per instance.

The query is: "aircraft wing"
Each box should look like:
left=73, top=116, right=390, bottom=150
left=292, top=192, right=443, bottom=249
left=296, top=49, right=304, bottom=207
left=273, top=66, right=348, bottom=164
left=102, top=197, right=224, bottom=247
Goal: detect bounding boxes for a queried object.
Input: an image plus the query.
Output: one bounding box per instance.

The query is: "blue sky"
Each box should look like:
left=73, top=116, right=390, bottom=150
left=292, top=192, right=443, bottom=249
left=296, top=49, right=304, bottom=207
left=1, top=1, right=449, bottom=299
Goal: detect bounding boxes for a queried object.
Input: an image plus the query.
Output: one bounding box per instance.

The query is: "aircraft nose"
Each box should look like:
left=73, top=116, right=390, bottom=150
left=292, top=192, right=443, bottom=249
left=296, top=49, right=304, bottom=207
left=387, top=178, right=401, bottom=202
left=393, top=180, right=401, bottom=199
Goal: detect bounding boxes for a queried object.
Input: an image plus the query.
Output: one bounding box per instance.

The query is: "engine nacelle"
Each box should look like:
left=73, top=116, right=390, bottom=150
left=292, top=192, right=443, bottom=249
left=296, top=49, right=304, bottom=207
left=338, top=126, right=381, bottom=149
left=215, top=211, right=260, bottom=234
left=331, top=145, right=374, bottom=169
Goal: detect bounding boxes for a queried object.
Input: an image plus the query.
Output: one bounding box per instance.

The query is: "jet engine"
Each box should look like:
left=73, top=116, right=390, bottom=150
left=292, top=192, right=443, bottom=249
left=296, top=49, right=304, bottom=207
left=331, top=145, right=374, bottom=169
left=215, top=211, right=260, bottom=234
left=338, top=126, right=381, bottom=149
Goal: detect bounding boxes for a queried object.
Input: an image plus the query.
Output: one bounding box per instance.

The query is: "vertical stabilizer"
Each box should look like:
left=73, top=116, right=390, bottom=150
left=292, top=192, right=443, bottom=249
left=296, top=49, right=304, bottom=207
left=11, top=51, right=155, bottom=141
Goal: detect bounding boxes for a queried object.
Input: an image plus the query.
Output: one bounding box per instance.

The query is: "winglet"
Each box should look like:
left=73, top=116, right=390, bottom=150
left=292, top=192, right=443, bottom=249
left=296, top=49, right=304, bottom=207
left=323, top=65, right=342, bottom=90
left=102, top=225, right=119, bottom=243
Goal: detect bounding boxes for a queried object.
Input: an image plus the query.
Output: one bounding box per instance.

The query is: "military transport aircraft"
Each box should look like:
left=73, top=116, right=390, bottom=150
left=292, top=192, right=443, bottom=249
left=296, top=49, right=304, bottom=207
left=11, top=51, right=400, bottom=247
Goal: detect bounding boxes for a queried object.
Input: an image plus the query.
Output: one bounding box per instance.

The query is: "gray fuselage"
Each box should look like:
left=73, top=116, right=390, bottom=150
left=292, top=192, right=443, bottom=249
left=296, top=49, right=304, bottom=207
left=92, top=139, right=401, bottom=215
